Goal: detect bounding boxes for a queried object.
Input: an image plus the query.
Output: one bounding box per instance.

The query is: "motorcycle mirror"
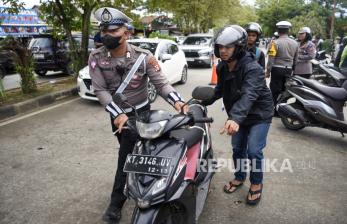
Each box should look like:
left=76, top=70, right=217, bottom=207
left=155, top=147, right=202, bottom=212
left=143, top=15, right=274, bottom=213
left=192, top=86, right=215, bottom=101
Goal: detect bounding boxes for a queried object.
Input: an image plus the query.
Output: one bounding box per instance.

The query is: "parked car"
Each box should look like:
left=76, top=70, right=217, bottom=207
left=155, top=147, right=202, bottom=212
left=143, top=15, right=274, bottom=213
left=77, top=38, right=188, bottom=103
left=179, top=33, right=214, bottom=68
left=28, top=34, right=94, bottom=76
left=0, top=49, right=17, bottom=79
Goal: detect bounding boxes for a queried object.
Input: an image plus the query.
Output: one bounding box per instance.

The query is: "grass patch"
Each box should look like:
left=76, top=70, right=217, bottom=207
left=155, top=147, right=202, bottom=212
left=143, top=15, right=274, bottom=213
left=0, top=77, right=76, bottom=106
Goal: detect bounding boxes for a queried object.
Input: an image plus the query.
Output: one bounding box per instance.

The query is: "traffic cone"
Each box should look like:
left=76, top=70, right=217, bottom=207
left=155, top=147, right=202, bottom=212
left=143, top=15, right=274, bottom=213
left=209, top=64, right=217, bottom=85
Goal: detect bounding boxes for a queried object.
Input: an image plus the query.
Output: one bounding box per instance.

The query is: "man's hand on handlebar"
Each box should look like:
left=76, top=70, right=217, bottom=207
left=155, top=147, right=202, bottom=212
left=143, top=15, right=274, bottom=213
left=114, top=114, right=129, bottom=134
left=174, top=101, right=189, bottom=114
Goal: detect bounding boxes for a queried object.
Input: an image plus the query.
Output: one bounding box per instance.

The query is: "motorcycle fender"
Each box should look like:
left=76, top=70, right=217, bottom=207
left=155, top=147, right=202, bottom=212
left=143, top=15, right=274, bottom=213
left=131, top=206, right=160, bottom=224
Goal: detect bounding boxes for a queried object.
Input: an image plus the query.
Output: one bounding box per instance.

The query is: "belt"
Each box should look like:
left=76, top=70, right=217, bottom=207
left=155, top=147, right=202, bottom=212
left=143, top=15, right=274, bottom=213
left=124, top=100, right=149, bottom=113
left=272, top=65, right=292, bottom=69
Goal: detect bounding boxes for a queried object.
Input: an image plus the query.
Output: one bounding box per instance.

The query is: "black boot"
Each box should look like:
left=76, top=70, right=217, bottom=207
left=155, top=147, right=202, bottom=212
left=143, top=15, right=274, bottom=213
left=102, top=204, right=122, bottom=224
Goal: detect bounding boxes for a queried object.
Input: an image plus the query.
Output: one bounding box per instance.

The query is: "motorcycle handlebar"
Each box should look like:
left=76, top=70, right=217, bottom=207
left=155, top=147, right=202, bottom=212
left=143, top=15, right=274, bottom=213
left=193, top=117, right=214, bottom=123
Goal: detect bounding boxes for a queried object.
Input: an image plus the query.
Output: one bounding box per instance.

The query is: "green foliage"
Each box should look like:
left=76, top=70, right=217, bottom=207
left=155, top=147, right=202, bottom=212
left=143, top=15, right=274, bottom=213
left=256, top=0, right=347, bottom=38
left=0, top=37, right=37, bottom=94
left=149, top=31, right=176, bottom=41
left=146, top=0, right=253, bottom=34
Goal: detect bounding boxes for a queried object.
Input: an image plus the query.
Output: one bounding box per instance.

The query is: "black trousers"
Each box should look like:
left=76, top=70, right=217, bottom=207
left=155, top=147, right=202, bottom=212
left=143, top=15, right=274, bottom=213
left=109, top=104, right=150, bottom=209
left=270, top=67, right=292, bottom=105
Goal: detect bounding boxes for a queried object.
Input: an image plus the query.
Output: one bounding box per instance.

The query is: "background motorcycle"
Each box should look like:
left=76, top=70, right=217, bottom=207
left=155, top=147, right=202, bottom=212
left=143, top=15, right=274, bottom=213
left=276, top=75, right=347, bottom=136
left=311, top=50, right=346, bottom=87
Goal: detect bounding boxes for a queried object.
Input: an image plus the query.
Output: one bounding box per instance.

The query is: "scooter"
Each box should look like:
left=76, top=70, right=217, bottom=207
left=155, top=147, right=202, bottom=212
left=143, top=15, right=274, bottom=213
left=311, top=50, right=346, bottom=87
left=113, top=86, right=216, bottom=224
left=276, top=75, right=347, bottom=136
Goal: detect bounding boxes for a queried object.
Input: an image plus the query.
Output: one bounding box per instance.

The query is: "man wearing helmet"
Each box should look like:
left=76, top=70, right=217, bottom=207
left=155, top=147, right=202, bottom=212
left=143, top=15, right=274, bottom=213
left=294, top=27, right=316, bottom=78
left=266, top=21, right=298, bottom=108
left=202, top=25, right=273, bottom=205
left=245, top=22, right=265, bottom=69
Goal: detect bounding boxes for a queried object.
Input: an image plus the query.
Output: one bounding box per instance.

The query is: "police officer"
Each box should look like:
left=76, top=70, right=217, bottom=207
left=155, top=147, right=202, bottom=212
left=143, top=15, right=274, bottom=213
left=294, top=27, right=316, bottom=79
left=266, top=21, right=298, bottom=109
left=89, top=7, right=187, bottom=224
left=245, top=22, right=265, bottom=69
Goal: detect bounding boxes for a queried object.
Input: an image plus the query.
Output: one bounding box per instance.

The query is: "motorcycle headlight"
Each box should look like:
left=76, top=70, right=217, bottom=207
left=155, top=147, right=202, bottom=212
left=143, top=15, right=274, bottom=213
left=150, top=177, right=168, bottom=195
left=136, top=120, right=168, bottom=139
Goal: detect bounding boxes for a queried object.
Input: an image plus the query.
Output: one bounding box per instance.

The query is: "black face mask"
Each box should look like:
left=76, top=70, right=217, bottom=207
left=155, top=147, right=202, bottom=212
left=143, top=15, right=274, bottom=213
left=101, top=35, right=122, bottom=50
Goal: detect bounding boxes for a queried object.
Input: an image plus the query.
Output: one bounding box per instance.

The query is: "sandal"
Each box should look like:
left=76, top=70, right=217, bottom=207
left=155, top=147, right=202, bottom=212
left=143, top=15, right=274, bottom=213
left=223, top=180, right=244, bottom=194
left=246, top=184, right=263, bottom=205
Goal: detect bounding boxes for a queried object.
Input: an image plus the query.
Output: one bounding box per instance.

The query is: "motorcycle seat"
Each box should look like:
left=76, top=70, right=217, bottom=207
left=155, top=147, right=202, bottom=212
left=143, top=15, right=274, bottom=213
left=295, top=76, right=347, bottom=101
left=170, top=105, right=205, bottom=148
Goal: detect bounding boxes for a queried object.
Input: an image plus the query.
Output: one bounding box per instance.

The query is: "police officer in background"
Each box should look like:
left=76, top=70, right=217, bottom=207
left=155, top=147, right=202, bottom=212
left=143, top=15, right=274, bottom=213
left=89, top=7, right=187, bottom=224
left=266, top=21, right=298, bottom=109
left=245, top=22, right=266, bottom=69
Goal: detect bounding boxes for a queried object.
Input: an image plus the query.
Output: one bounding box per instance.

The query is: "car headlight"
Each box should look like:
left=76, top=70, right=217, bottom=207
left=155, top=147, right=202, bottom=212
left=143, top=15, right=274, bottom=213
left=136, top=120, right=168, bottom=139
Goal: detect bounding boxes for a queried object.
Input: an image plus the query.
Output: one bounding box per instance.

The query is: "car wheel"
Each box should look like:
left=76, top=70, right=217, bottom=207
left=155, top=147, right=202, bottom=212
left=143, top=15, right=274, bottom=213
left=147, top=81, right=157, bottom=103
left=179, top=66, right=188, bottom=84
left=0, top=66, right=5, bottom=79
left=35, top=70, right=47, bottom=76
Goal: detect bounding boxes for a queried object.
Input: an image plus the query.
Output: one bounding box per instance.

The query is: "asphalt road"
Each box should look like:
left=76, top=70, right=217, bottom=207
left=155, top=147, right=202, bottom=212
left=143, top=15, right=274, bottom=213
left=0, top=67, right=346, bottom=224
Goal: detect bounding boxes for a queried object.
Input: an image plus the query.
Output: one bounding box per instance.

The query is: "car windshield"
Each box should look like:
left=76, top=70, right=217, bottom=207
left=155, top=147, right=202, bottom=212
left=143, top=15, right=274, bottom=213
left=129, top=42, right=158, bottom=54
left=183, top=37, right=211, bottom=46
left=28, top=37, right=52, bottom=48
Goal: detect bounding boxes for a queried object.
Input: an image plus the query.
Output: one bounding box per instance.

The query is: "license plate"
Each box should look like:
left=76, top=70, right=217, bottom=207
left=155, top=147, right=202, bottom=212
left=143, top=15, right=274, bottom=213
left=186, top=58, right=194, bottom=62
left=33, top=54, right=44, bottom=59
left=124, top=154, right=172, bottom=176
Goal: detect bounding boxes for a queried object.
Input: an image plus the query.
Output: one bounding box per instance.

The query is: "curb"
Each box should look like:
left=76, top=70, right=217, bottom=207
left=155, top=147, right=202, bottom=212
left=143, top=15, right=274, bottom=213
left=0, top=86, right=78, bottom=121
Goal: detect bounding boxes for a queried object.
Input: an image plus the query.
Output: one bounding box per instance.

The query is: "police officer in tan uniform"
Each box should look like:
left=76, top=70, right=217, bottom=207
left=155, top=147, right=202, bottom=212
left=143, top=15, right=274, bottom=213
left=266, top=21, right=298, bottom=110
left=89, top=7, right=187, bottom=224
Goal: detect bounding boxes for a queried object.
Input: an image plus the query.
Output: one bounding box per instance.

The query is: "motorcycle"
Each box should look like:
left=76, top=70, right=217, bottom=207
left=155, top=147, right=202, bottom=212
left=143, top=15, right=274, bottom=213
left=276, top=75, right=347, bottom=136
left=311, top=50, right=346, bottom=87
left=113, top=86, right=216, bottom=224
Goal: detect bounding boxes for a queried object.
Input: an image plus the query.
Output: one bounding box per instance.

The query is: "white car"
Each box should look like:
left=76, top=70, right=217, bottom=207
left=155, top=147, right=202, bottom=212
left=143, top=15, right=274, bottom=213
left=77, top=38, right=188, bottom=103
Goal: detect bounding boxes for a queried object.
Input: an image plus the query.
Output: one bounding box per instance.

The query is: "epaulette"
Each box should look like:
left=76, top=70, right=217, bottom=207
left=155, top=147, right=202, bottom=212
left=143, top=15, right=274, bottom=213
left=131, top=44, right=150, bottom=55
left=90, top=46, right=108, bottom=58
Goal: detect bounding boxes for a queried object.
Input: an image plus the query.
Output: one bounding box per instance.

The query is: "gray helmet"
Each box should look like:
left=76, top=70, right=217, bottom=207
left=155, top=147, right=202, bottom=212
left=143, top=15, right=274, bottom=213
left=245, top=22, right=262, bottom=36
left=214, top=25, right=247, bottom=59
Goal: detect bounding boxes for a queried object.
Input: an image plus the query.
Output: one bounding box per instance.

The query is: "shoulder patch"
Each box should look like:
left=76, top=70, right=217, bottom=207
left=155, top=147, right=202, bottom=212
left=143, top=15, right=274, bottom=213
left=148, top=56, right=161, bottom=72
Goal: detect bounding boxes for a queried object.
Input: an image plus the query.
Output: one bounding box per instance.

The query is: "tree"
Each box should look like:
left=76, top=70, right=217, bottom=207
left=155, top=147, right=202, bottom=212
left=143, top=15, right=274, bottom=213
left=0, top=37, right=37, bottom=94
left=146, top=0, right=253, bottom=34
left=40, top=0, right=143, bottom=75
left=255, top=0, right=305, bottom=36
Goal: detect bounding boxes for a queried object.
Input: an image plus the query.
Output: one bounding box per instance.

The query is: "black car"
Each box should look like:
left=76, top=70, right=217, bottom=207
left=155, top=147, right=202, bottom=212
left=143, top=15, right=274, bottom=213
left=28, top=34, right=94, bottom=76
left=0, top=49, right=17, bottom=79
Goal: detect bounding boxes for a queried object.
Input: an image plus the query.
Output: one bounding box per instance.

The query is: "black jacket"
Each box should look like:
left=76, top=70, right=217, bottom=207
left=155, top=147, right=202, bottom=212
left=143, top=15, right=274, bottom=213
left=247, top=46, right=266, bottom=69
left=207, top=52, right=273, bottom=126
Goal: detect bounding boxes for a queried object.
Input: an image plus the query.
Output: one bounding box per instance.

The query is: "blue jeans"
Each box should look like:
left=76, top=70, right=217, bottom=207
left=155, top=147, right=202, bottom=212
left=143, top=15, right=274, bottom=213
left=231, top=122, right=271, bottom=185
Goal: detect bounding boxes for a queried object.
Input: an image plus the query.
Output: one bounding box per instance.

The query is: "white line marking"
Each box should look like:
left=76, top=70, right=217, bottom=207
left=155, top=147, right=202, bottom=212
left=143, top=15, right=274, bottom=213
left=0, top=98, right=80, bottom=127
